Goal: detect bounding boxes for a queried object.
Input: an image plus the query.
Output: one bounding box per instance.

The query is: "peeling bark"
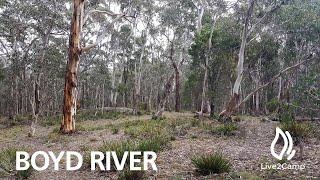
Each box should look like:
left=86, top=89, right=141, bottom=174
left=61, top=0, right=84, bottom=133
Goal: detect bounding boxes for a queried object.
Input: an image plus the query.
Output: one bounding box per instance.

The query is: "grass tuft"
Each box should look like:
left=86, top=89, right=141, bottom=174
left=137, top=135, right=169, bottom=152
left=191, top=153, right=231, bottom=175
left=212, top=123, right=238, bottom=136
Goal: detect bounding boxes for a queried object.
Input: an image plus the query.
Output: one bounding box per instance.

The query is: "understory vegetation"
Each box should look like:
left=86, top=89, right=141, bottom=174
left=1, top=111, right=319, bottom=179
left=192, top=153, right=231, bottom=175
left=0, top=148, right=33, bottom=179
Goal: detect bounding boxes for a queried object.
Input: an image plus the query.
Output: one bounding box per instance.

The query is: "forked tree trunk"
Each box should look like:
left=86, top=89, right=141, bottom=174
left=61, top=0, right=84, bottom=133
left=220, top=0, right=255, bottom=118
left=153, top=73, right=175, bottom=119
left=153, top=43, right=176, bottom=119
left=153, top=43, right=185, bottom=119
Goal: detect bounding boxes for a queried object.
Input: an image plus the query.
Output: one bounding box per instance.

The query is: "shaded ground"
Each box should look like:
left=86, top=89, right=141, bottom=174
left=0, top=112, right=319, bottom=179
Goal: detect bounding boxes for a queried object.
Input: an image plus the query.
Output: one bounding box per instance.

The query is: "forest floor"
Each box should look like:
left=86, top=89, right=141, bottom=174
left=0, top=112, right=319, bottom=180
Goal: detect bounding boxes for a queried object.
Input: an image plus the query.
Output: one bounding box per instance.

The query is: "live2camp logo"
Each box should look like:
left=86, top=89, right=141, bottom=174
left=270, top=127, right=296, bottom=161
left=261, top=127, right=305, bottom=171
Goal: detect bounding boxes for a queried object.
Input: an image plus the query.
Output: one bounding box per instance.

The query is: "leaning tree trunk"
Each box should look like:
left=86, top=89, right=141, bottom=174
left=61, top=0, right=84, bottom=133
left=220, top=0, right=255, bottom=118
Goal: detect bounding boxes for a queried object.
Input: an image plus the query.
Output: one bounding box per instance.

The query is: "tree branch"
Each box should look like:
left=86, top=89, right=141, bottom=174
left=247, top=3, right=281, bottom=37
left=81, top=14, right=132, bottom=53
left=238, top=55, right=313, bottom=108
left=83, top=9, right=131, bottom=24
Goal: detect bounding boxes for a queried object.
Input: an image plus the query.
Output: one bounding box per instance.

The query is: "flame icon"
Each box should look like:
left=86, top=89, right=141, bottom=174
left=270, top=127, right=296, bottom=160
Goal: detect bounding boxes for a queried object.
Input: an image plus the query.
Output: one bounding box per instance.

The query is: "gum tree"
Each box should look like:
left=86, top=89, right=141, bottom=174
left=61, top=0, right=133, bottom=133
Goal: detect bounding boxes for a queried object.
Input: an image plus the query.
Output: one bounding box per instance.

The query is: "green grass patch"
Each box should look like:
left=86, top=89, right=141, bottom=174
left=77, top=124, right=112, bottom=132
left=124, top=119, right=171, bottom=139
left=211, top=123, right=238, bottom=136
left=76, top=110, right=123, bottom=121
left=40, top=115, right=61, bottom=126
left=137, top=135, right=170, bottom=152
left=192, top=153, right=231, bottom=175
left=5, top=115, right=31, bottom=127
left=0, top=147, right=33, bottom=179
left=45, top=130, right=67, bottom=143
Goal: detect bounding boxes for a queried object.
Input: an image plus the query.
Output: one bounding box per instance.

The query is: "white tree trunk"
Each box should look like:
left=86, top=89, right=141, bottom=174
left=233, top=0, right=255, bottom=95
left=110, top=63, right=116, bottom=106
left=197, top=4, right=205, bottom=33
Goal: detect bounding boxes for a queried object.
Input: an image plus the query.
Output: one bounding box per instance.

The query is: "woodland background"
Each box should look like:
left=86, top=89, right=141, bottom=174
left=0, top=0, right=320, bottom=179
left=0, top=0, right=319, bottom=121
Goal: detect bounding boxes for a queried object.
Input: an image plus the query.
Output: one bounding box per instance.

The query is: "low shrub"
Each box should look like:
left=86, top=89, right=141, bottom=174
left=6, top=115, right=30, bottom=126
left=191, top=118, right=200, bottom=127
left=111, top=127, right=119, bottom=134
left=124, top=120, right=171, bottom=139
left=280, top=121, right=312, bottom=142
left=279, top=104, right=295, bottom=123
left=137, top=135, right=169, bottom=152
left=191, top=153, right=231, bottom=175
left=40, top=115, right=61, bottom=126
left=210, top=113, right=220, bottom=120
left=266, top=98, right=280, bottom=113
left=212, top=123, right=238, bottom=136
